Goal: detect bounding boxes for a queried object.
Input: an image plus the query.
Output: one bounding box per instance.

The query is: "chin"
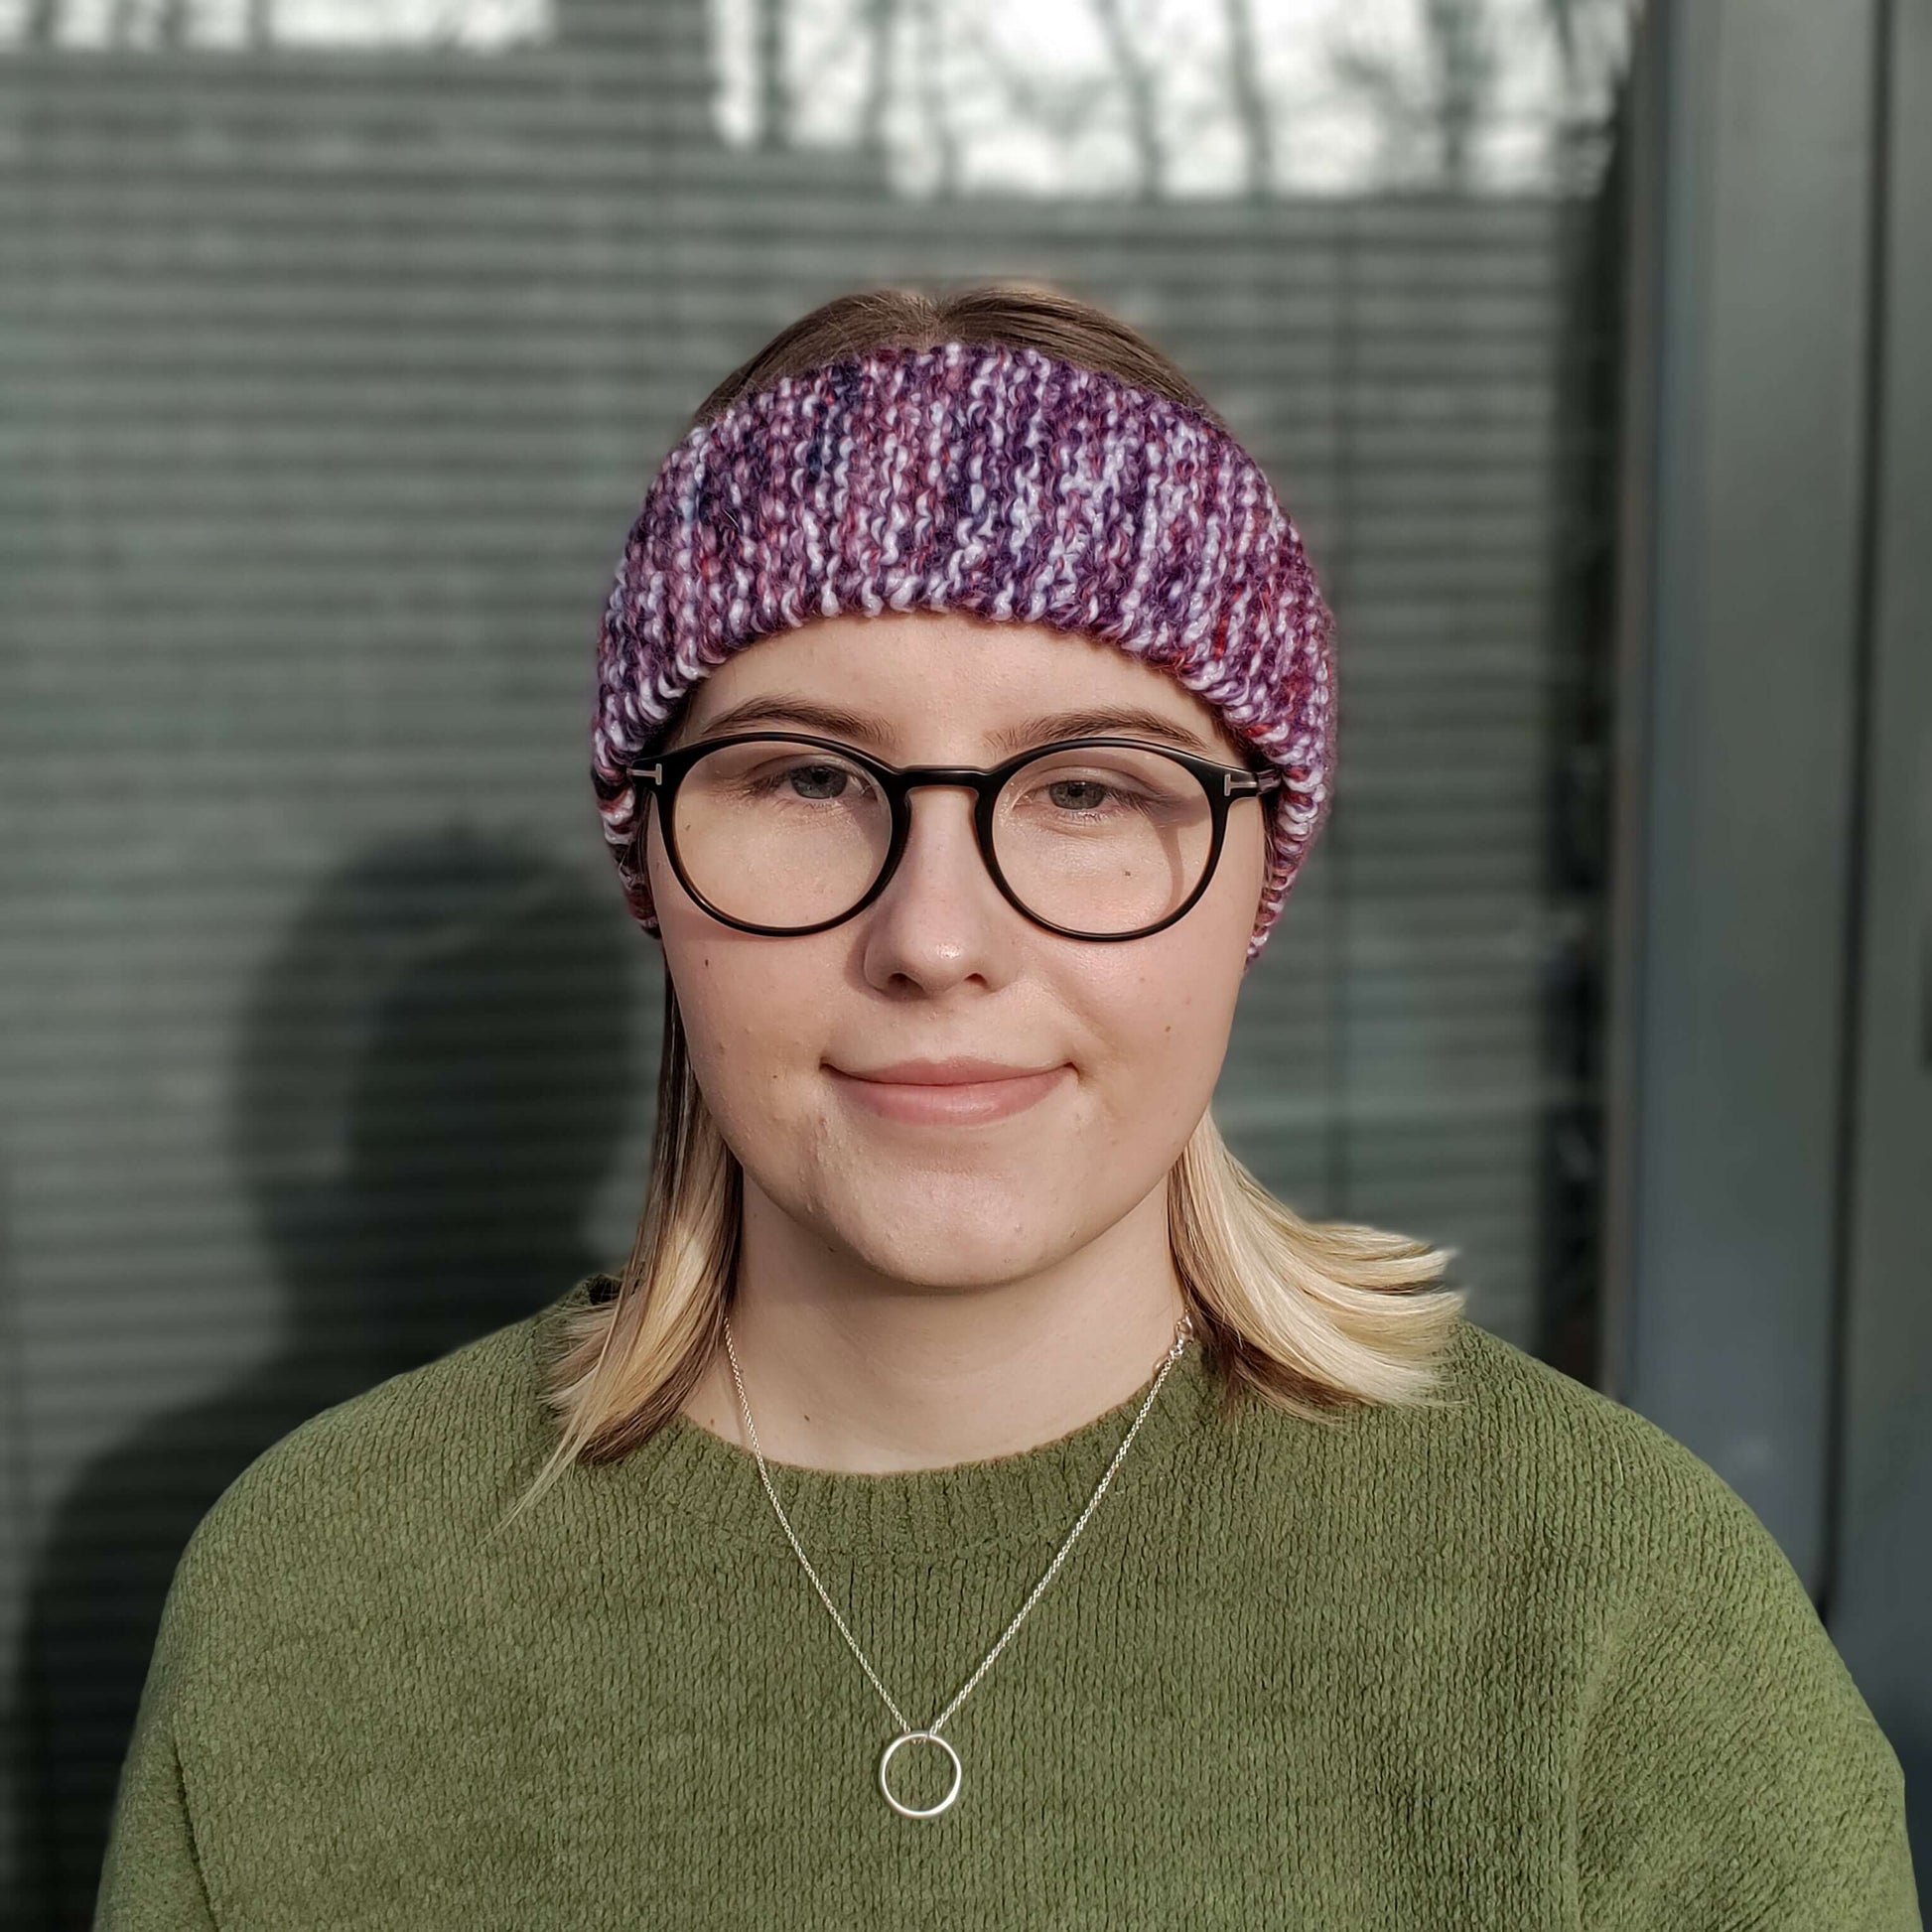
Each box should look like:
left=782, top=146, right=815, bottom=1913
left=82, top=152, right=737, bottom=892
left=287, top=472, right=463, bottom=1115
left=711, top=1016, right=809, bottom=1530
left=827, top=1194, right=1078, bottom=1288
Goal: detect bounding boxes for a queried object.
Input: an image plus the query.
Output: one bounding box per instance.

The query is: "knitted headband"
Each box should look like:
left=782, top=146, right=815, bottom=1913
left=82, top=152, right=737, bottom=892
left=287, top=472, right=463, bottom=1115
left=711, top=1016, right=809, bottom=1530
left=591, top=338, right=1336, bottom=969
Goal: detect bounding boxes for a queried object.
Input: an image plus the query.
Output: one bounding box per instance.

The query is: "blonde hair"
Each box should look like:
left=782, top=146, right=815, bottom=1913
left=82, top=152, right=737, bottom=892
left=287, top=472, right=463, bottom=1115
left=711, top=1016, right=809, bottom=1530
left=498, top=281, right=1468, bottom=1535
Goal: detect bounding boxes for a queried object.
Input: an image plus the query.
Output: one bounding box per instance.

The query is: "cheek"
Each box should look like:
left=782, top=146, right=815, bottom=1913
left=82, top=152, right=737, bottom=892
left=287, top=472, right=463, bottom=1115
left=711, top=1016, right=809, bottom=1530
left=1075, top=945, right=1241, bottom=1142
left=1073, top=786, right=1265, bottom=1021
left=663, top=934, right=823, bottom=1089
left=658, top=939, right=844, bottom=1206
left=650, top=823, right=815, bottom=1099
left=1228, top=800, right=1274, bottom=911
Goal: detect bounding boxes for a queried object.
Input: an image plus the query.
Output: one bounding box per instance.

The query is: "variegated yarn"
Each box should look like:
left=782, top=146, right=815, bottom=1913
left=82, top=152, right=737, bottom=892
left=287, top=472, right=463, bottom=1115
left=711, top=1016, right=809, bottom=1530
left=592, top=339, right=1336, bottom=969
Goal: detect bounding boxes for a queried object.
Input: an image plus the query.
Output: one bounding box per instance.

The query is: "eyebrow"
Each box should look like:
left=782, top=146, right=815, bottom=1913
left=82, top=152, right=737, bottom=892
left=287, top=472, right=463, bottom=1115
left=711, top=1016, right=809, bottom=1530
left=683, top=694, right=1227, bottom=760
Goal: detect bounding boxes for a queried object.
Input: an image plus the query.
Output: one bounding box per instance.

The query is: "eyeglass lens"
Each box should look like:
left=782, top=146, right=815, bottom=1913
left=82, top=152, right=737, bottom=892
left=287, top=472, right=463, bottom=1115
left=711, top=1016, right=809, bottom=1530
left=668, top=738, right=1217, bottom=936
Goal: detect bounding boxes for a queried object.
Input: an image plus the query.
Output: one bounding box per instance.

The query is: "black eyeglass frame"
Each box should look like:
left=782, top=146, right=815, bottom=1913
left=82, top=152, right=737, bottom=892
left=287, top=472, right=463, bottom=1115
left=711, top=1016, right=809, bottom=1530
left=624, top=730, right=1283, bottom=943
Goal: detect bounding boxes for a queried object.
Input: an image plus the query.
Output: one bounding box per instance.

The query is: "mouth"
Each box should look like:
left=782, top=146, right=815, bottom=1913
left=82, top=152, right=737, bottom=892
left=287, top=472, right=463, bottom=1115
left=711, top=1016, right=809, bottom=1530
left=825, top=1063, right=1071, bottom=1126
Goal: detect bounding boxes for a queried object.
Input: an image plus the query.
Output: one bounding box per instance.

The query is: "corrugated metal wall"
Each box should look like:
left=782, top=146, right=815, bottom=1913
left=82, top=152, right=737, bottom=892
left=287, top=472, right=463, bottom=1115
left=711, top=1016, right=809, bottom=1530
left=0, top=3, right=1629, bottom=1920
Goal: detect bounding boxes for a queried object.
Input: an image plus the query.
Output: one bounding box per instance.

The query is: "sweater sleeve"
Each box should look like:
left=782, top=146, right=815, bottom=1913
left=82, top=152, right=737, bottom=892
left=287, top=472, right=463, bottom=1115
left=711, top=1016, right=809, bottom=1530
left=1574, top=1449, right=1922, bottom=1931
left=92, top=1524, right=219, bottom=1931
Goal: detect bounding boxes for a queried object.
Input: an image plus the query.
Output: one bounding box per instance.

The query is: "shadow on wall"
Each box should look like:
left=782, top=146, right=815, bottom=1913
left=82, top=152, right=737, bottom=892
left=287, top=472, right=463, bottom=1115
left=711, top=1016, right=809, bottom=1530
left=10, top=831, right=643, bottom=1931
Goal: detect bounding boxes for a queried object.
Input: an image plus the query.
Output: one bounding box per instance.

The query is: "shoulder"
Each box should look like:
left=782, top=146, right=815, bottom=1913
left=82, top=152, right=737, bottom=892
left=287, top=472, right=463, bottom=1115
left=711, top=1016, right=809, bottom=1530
left=1405, top=1321, right=1913, bottom=1919
left=1426, top=1311, right=1875, bottom=1671
left=1399, top=1313, right=1794, bottom=1587
left=1309, top=1312, right=1862, bottom=1664
left=169, top=1284, right=574, bottom=1609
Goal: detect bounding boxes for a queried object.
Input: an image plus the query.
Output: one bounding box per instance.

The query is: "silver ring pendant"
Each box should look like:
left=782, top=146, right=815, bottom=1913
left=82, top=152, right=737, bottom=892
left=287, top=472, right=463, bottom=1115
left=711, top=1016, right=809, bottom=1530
left=878, top=1729, right=963, bottom=1818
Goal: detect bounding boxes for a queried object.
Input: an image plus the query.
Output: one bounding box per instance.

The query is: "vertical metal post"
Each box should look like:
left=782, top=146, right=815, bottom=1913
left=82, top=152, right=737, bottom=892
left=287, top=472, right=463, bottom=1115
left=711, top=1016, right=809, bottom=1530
left=1602, top=0, right=1882, bottom=1592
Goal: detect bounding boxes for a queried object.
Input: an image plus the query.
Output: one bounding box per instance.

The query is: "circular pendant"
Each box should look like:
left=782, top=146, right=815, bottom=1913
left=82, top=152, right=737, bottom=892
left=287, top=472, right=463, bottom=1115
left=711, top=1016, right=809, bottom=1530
left=878, top=1728, right=963, bottom=1818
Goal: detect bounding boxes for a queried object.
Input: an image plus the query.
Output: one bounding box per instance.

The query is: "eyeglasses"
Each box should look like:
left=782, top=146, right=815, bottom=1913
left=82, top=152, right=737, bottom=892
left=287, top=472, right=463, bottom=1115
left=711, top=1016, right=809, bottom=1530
left=623, top=731, right=1282, bottom=941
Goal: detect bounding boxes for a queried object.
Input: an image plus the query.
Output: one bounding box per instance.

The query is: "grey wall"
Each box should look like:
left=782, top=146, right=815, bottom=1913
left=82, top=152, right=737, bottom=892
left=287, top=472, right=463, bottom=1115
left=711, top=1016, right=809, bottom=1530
left=1831, top=0, right=1932, bottom=1884
left=1605, top=0, right=1930, bottom=1873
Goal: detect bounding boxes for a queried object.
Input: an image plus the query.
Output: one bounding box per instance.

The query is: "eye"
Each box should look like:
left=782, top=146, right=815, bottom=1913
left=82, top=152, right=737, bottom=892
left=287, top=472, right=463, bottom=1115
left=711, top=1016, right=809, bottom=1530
left=1004, top=748, right=1199, bottom=827
left=1039, top=774, right=1137, bottom=815
left=750, top=759, right=856, bottom=802
left=708, top=745, right=883, bottom=810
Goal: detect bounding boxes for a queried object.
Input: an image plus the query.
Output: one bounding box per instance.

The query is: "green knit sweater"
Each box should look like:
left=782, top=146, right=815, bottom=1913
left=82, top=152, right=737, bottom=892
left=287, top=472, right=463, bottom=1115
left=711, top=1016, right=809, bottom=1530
left=95, top=1275, right=1921, bottom=1930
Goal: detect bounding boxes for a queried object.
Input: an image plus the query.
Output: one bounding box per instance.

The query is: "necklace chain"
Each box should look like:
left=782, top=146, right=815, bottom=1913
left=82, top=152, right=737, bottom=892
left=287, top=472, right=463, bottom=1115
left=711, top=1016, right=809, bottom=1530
left=721, top=1307, right=1196, bottom=1817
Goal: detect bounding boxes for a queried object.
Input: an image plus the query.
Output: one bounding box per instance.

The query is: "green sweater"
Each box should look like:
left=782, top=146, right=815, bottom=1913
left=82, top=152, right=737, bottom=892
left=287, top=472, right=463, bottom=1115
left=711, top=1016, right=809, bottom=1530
left=95, top=1275, right=1921, bottom=1930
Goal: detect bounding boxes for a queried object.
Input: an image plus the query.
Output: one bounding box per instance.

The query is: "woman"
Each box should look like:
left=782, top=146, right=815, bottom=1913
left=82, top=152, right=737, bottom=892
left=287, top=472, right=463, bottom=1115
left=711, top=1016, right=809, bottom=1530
left=95, top=283, right=1920, bottom=1928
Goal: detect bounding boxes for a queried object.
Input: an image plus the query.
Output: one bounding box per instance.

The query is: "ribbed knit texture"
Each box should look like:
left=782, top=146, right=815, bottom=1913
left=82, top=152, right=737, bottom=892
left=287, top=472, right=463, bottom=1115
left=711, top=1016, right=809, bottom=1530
left=590, top=341, right=1338, bottom=970
left=96, top=1277, right=1921, bottom=1930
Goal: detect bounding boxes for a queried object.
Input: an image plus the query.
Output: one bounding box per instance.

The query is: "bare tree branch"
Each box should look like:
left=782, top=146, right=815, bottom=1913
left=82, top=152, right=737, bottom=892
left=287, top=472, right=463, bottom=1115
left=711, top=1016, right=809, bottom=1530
left=911, top=0, right=959, bottom=197
left=858, top=0, right=897, bottom=162
left=755, top=0, right=788, bottom=151
left=1089, top=0, right=1164, bottom=202
left=1224, top=0, right=1278, bottom=199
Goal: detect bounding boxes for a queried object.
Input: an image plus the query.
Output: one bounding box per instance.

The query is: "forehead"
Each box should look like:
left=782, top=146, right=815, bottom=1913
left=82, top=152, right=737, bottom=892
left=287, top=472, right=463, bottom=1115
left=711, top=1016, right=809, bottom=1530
left=671, top=612, right=1247, bottom=760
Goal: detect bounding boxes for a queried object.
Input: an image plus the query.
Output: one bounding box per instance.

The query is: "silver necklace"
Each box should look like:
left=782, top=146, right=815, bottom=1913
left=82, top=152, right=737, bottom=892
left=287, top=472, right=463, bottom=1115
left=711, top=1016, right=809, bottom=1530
left=721, top=1308, right=1196, bottom=1819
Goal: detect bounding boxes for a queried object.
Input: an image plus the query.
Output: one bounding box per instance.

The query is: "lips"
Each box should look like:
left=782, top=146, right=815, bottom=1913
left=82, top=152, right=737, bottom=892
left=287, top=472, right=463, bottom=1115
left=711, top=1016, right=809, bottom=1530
left=827, top=1061, right=1070, bottom=1125
left=835, top=1056, right=1062, bottom=1086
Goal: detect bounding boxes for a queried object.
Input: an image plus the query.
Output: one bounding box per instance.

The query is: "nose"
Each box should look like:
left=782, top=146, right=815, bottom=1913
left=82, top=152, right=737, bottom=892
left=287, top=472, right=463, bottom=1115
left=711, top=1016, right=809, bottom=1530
left=853, top=776, right=1022, bottom=967
left=886, top=778, right=996, bottom=897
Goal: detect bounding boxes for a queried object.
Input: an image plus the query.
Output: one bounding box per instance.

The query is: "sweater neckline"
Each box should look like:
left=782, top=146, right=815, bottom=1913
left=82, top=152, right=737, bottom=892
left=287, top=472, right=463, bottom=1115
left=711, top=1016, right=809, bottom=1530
left=529, top=1276, right=1231, bottom=1556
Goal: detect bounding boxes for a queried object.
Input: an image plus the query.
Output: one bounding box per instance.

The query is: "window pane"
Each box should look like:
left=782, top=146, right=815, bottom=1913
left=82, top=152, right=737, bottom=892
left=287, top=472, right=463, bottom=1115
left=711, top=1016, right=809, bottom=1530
left=0, top=2, right=1638, bottom=1917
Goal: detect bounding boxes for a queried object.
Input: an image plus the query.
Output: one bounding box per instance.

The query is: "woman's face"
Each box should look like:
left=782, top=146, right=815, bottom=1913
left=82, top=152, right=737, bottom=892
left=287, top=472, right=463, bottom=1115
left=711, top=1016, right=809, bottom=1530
left=645, top=609, right=1269, bottom=1292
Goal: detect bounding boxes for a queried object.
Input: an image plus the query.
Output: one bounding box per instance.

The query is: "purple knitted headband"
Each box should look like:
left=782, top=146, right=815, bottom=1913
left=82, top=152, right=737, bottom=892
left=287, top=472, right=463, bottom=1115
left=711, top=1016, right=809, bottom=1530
left=592, top=339, right=1336, bottom=968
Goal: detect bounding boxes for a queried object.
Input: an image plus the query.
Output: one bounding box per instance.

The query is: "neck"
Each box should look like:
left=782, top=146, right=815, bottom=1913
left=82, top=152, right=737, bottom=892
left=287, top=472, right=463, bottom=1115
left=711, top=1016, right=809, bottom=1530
left=676, top=1179, right=1190, bottom=1475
